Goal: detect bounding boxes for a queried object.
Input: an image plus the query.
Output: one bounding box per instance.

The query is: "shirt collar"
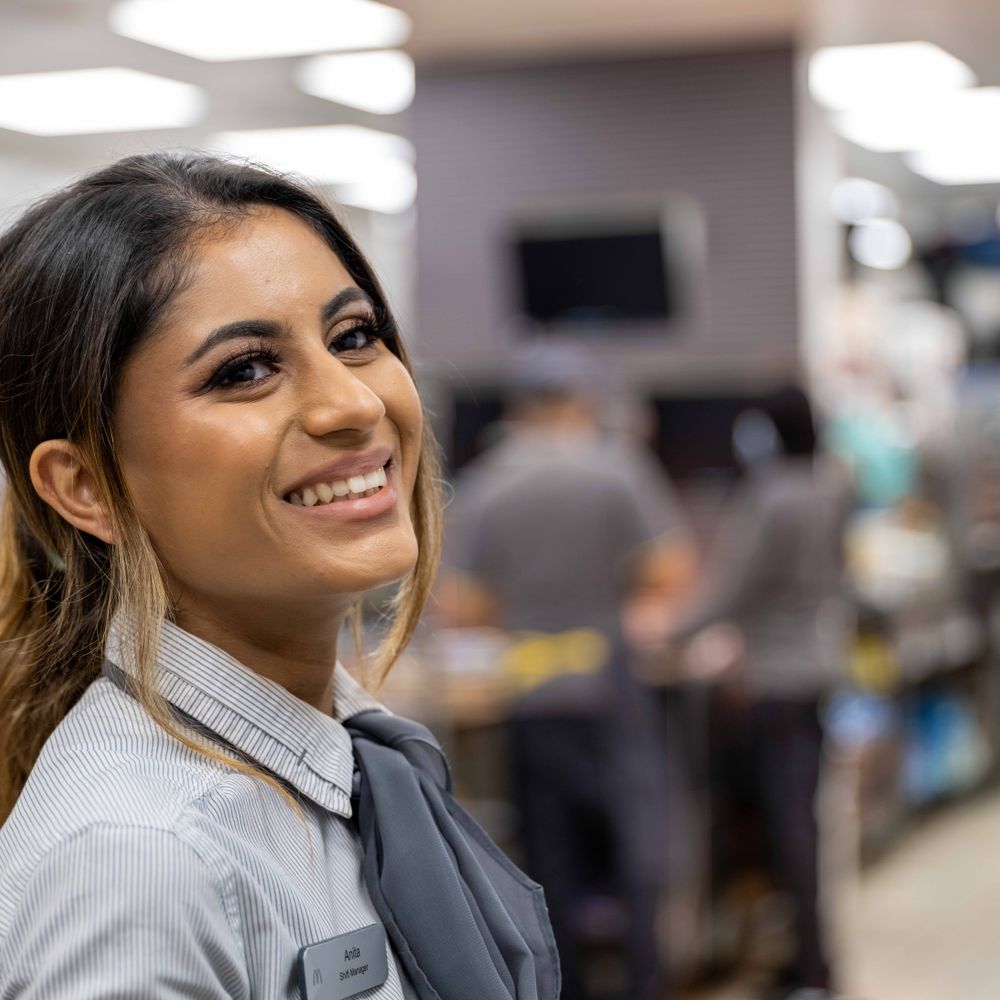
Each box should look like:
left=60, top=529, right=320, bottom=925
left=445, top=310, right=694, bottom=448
left=105, top=617, right=388, bottom=818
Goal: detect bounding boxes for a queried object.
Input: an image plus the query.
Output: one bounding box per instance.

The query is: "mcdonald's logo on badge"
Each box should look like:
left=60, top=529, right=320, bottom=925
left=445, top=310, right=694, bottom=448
left=297, top=923, right=388, bottom=999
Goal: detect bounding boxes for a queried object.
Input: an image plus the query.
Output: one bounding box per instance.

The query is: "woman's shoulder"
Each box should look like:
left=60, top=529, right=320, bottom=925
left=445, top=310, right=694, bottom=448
left=18, top=674, right=234, bottom=812
left=0, top=814, right=251, bottom=996
left=0, top=677, right=242, bottom=931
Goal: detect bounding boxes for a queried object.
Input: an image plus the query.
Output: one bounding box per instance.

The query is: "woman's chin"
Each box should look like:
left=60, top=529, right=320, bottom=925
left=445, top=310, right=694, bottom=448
left=315, top=540, right=419, bottom=597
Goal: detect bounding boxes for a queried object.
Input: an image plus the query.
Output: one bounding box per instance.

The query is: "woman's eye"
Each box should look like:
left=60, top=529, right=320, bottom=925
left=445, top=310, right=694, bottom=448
left=331, top=323, right=378, bottom=354
left=216, top=356, right=277, bottom=386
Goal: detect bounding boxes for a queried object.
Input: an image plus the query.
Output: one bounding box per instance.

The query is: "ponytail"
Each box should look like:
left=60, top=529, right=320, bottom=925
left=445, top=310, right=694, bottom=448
left=0, top=489, right=106, bottom=822
left=0, top=470, right=319, bottom=830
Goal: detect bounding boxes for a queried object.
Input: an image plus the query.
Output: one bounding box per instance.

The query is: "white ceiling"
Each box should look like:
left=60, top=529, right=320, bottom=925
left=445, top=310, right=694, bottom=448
left=805, top=0, right=1000, bottom=206
left=1, top=0, right=999, bottom=208
left=0, top=0, right=802, bottom=210
left=396, top=0, right=800, bottom=63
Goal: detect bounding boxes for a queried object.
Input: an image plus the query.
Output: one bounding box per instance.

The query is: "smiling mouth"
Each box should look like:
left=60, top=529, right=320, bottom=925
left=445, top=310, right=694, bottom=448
left=285, top=462, right=390, bottom=507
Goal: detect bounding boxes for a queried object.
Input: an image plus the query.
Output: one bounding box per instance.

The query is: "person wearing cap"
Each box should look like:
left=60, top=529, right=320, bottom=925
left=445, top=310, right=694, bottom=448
left=439, top=346, right=694, bottom=641
left=437, top=346, right=696, bottom=1000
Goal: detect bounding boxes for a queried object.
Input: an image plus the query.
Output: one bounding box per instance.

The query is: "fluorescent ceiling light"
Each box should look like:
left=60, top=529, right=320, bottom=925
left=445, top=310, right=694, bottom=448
left=907, top=144, right=1000, bottom=186
left=831, top=178, right=899, bottom=224
left=211, top=124, right=414, bottom=180
left=809, top=41, right=974, bottom=111
left=849, top=218, right=913, bottom=270
left=210, top=125, right=416, bottom=213
left=833, top=103, right=930, bottom=153
left=110, top=0, right=410, bottom=62
left=296, top=51, right=415, bottom=115
left=833, top=87, right=1000, bottom=153
left=336, top=157, right=417, bottom=214
left=0, top=67, right=205, bottom=136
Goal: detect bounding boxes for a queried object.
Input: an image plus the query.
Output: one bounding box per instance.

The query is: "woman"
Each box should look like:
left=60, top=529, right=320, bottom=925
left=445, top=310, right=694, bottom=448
left=0, top=153, right=558, bottom=999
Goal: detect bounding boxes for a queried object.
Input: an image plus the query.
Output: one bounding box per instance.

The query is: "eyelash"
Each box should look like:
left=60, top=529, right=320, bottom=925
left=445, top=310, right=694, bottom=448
left=206, top=313, right=395, bottom=391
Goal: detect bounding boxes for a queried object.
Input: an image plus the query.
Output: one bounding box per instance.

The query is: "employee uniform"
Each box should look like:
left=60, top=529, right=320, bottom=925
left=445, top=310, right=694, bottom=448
left=0, top=618, right=415, bottom=999
left=446, top=427, right=687, bottom=639
left=446, top=427, right=688, bottom=1000
left=669, top=457, right=852, bottom=991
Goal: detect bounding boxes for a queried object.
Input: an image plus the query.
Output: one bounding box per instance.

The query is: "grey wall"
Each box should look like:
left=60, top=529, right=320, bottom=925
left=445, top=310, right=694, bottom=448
left=411, top=47, right=799, bottom=390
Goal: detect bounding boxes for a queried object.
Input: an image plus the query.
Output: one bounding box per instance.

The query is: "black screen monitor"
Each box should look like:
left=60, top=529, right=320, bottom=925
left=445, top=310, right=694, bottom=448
left=513, top=224, right=672, bottom=326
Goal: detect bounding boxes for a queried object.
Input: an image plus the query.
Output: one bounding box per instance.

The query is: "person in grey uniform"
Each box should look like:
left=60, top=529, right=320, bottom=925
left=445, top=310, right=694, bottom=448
left=439, top=362, right=696, bottom=1000
left=0, top=154, right=559, bottom=1000
left=667, top=386, right=852, bottom=1000
left=440, top=355, right=696, bottom=638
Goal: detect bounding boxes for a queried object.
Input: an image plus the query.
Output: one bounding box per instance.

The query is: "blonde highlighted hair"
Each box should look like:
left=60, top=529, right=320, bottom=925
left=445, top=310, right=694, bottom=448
left=0, top=152, right=442, bottom=824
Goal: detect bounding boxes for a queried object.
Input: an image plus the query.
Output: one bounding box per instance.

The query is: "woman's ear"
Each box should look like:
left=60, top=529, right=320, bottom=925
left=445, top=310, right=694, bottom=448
left=29, top=440, right=115, bottom=545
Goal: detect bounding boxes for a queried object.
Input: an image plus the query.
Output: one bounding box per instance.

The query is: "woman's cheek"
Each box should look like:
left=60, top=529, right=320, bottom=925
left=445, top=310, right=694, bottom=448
left=384, top=364, right=423, bottom=489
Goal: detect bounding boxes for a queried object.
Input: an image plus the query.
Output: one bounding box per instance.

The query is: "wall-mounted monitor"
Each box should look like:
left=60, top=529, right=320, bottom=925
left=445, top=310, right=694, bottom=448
left=514, top=226, right=671, bottom=324
left=507, top=198, right=703, bottom=333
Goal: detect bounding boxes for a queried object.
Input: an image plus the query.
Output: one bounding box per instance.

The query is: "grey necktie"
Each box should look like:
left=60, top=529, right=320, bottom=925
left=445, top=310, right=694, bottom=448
left=345, top=709, right=560, bottom=1000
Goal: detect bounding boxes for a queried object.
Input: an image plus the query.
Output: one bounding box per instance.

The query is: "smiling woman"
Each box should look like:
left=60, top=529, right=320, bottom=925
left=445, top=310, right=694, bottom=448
left=106, top=204, right=427, bottom=708
left=0, top=153, right=558, bottom=1000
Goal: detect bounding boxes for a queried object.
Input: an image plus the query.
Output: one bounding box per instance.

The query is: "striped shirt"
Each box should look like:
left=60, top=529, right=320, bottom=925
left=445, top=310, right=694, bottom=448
left=0, top=619, right=413, bottom=999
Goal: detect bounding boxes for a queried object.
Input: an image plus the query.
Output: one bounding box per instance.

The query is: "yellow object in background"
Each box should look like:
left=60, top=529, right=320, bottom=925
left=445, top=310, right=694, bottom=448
left=502, top=629, right=610, bottom=693
left=850, top=631, right=899, bottom=694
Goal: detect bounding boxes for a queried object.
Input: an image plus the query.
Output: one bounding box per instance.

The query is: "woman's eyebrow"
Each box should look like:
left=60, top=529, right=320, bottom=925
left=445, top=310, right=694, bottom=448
left=181, top=319, right=282, bottom=368
left=322, top=286, right=373, bottom=323
left=181, top=288, right=374, bottom=369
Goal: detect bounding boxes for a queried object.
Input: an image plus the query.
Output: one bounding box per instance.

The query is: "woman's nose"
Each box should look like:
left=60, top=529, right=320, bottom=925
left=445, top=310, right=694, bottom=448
left=299, top=351, right=386, bottom=438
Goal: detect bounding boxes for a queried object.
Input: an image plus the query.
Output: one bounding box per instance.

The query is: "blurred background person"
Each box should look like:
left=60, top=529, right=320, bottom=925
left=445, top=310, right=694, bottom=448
left=436, top=343, right=697, bottom=1000
left=664, top=386, right=854, bottom=1000
left=437, top=343, right=696, bottom=638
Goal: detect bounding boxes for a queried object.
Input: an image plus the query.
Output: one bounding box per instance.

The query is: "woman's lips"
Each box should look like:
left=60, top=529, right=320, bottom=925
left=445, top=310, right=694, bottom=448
left=283, top=463, right=399, bottom=522
left=280, top=445, right=393, bottom=500
left=285, top=463, right=388, bottom=506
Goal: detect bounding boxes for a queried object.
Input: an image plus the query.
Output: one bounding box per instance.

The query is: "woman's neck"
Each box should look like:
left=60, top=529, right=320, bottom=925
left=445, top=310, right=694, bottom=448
left=172, top=602, right=348, bottom=716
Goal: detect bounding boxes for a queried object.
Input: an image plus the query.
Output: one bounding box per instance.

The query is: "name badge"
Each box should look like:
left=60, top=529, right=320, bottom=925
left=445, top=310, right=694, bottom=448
left=297, top=923, right=390, bottom=1000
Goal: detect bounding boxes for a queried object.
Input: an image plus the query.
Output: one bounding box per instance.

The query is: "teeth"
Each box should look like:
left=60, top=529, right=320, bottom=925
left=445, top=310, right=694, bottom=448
left=287, top=464, right=389, bottom=507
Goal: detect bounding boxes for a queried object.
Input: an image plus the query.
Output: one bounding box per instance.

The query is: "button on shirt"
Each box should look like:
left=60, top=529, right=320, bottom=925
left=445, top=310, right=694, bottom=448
left=0, top=619, right=410, bottom=999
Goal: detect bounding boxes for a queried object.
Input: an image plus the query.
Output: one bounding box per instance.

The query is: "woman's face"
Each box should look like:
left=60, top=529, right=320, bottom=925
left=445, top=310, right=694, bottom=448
left=113, top=207, right=422, bottom=624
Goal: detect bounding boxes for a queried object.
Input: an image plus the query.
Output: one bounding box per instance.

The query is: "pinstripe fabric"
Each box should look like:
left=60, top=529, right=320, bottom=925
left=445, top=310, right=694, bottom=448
left=0, top=619, right=409, bottom=999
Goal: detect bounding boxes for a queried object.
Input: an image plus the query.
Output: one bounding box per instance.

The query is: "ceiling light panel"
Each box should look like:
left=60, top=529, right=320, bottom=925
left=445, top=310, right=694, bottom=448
left=0, top=68, right=206, bottom=136
left=209, top=125, right=417, bottom=213
left=809, top=41, right=975, bottom=111
left=110, top=0, right=411, bottom=62
left=907, top=144, right=1000, bottom=186
left=336, top=157, right=417, bottom=214
left=833, top=87, right=1000, bottom=153
left=296, top=51, right=415, bottom=115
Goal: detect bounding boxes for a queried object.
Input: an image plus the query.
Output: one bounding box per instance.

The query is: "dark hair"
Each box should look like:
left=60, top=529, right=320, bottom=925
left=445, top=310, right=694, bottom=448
left=763, top=385, right=817, bottom=458
left=0, top=151, right=442, bottom=822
